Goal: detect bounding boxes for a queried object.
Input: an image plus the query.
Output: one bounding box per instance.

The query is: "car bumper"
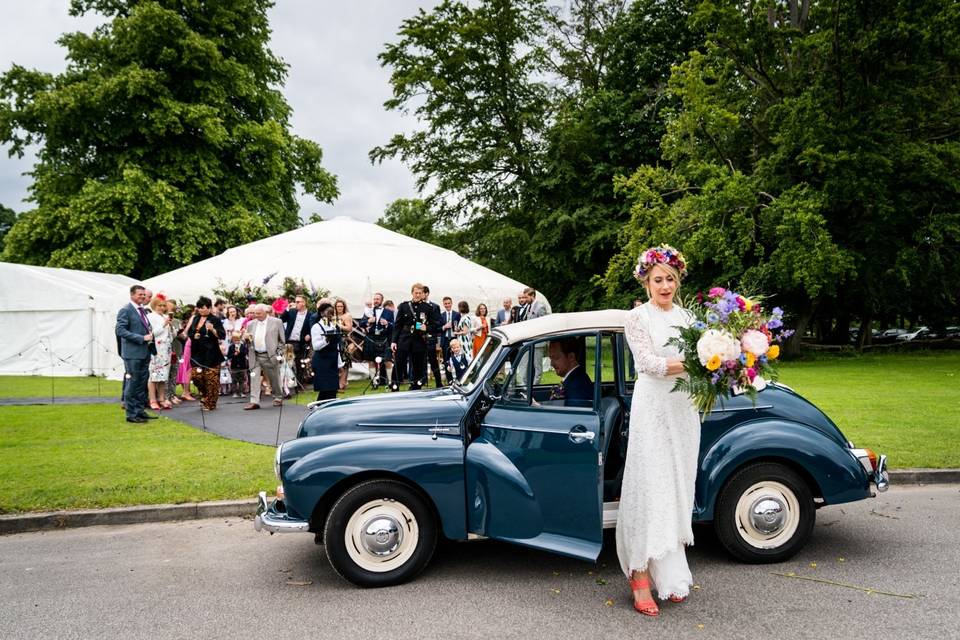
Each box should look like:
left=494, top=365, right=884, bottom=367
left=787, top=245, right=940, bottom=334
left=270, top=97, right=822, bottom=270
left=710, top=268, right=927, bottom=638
left=253, top=491, right=310, bottom=534
left=851, top=449, right=889, bottom=493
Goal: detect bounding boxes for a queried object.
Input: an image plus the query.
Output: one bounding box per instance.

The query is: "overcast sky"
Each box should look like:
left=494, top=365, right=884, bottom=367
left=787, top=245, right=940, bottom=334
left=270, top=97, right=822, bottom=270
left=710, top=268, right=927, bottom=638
left=0, top=0, right=436, bottom=222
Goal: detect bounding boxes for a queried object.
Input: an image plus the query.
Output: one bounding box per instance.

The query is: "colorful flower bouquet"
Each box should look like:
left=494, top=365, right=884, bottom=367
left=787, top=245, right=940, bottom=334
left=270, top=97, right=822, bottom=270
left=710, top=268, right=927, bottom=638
left=668, top=287, right=793, bottom=415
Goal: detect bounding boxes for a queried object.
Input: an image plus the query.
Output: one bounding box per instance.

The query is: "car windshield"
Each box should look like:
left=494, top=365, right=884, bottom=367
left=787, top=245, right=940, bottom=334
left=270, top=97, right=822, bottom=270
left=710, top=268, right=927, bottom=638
left=456, top=335, right=501, bottom=393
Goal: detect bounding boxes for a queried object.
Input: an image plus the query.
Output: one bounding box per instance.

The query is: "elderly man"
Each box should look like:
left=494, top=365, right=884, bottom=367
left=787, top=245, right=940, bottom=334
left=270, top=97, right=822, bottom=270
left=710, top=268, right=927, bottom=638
left=494, top=297, right=512, bottom=328
left=243, top=303, right=285, bottom=409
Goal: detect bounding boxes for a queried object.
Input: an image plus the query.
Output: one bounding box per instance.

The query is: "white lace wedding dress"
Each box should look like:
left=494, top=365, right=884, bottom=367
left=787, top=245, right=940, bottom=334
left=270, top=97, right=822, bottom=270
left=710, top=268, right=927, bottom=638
left=616, top=301, right=700, bottom=599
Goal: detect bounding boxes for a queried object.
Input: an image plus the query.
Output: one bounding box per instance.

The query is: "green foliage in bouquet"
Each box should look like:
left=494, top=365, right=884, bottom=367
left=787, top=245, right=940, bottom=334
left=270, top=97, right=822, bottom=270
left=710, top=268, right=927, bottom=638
left=212, top=279, right=270, bottom=308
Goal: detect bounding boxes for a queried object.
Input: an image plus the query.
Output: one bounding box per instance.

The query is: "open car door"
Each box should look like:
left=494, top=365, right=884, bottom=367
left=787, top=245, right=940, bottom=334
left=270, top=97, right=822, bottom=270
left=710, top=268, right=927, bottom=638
left=465, top=335, right=603, bottom=561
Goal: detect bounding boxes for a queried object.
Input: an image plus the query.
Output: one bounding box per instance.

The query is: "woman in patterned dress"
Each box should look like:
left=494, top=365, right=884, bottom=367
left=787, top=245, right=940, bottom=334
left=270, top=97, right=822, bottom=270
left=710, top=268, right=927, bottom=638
left=146, top=296, right=174, bottom=410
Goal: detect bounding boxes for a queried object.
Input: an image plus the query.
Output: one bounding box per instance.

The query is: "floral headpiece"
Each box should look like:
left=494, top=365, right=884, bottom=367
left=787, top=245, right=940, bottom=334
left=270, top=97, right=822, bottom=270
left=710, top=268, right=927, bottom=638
left=634, top=244, right=687, bottom=281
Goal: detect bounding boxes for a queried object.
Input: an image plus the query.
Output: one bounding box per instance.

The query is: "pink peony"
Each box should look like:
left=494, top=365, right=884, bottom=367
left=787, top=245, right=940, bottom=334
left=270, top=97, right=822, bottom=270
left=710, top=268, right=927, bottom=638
left=708, top=287, right=727, bottom=298
left=746, top=367, right=757, bottom=382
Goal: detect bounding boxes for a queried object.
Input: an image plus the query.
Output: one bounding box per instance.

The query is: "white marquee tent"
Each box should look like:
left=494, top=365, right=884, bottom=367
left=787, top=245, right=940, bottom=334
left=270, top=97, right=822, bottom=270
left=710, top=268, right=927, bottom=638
left=145, top=217, right=547, bottom=316
left=0, top=262, right=137, bottom=378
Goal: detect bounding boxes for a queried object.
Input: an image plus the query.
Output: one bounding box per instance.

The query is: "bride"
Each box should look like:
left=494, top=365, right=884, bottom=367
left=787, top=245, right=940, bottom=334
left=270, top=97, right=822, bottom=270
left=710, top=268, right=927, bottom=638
left=617, top=245, right=700, bottom=617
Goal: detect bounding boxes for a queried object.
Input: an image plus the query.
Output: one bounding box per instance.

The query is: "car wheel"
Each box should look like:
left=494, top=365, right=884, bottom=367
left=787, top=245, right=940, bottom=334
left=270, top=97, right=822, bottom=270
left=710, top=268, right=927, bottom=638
left=323, top=479, right=437, bottom=587
left=714, top=462, right=815, bottom=563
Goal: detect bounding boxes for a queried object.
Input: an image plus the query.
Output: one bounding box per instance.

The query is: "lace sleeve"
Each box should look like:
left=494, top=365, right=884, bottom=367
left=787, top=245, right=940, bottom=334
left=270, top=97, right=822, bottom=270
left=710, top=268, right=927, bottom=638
left=624, top=308, right=667, bottom=377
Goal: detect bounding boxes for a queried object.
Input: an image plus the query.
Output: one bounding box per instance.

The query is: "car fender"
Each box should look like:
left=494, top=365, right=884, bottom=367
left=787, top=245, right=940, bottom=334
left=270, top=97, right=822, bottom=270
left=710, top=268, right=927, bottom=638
left=281, top=433, right=466, bottom=540
left=695, top=419, right=871, bottom=521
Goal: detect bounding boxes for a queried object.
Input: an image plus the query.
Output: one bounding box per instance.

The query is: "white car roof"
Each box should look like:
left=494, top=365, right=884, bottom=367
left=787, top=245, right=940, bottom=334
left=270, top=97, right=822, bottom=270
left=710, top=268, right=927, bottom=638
left=492, top=309, right=628, bottom=345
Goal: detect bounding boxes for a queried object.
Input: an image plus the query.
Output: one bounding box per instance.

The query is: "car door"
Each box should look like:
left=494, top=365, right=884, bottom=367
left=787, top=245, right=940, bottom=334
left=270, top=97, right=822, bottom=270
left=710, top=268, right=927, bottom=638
left=465, top=335, right=603, bottom=561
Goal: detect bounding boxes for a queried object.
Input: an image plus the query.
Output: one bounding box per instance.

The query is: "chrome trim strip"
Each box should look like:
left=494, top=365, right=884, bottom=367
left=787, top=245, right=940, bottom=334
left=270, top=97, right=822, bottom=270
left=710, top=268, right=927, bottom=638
left=602, top=501, right=619, bottom=529
left=708, top=405, right=774, bottom=413
left=482, top=423, right=557, bottom=434
left=356, top=422, right=460, bottom=428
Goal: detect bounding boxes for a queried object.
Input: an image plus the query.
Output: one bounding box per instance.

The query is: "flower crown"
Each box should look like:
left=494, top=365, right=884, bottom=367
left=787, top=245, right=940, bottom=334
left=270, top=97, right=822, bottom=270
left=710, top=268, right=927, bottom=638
left=634, top=244, right=687, bottom=280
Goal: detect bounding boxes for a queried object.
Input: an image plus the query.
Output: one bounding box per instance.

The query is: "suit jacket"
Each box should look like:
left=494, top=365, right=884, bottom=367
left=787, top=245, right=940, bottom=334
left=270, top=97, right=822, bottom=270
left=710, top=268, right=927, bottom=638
left=359, top=306, right=395, bottom=338
left=559, top=365, right=593, bottom=408
left=439, top=309, right=461, bottom=343
left=244, top=316, right=285, bottom=356
left=528, top=299, right=548, bottom=320
left=116, top=302, right=153, bottom=359
left=280, top=308, right=314, bottom=342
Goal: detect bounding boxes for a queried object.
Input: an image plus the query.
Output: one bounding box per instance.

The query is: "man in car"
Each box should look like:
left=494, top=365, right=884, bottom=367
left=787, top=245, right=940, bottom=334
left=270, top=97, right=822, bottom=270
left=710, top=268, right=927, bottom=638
left=546, top=337, right=592, bottom=408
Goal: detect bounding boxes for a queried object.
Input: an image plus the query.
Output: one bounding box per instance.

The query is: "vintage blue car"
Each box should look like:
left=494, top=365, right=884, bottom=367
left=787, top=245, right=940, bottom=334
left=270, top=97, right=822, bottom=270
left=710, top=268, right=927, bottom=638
left=254, top=310, right=889, bottom=587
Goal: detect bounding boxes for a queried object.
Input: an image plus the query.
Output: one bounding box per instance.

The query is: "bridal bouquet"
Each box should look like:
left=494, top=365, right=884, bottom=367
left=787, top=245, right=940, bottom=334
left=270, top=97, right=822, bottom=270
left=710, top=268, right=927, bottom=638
left=668, top=287, right=793, bottom=414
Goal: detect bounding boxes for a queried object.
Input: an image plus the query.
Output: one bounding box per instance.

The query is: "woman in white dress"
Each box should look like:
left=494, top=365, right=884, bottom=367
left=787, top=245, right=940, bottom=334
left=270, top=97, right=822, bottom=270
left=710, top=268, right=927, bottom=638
left=617, top=245, right=699, bottom=617
left=146, top=296, right=174, bottom=410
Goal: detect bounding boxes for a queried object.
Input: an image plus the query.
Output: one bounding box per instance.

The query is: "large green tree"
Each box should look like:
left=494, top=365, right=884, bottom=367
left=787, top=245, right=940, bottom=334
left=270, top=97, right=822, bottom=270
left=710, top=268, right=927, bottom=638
left=605, top=0, right=960, bottom=343
left=0, top=0, right=338, bottom=278
left=0, top=204, right=16, bottom=253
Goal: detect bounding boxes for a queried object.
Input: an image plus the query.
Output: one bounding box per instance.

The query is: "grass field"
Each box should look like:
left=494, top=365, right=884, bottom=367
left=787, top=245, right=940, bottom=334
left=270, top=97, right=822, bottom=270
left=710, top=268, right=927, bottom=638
left=0, top=375, right=123, bottom=398
left=0, top=405, right=274, bottom=514
left=776, top=351, right=960, bottom=468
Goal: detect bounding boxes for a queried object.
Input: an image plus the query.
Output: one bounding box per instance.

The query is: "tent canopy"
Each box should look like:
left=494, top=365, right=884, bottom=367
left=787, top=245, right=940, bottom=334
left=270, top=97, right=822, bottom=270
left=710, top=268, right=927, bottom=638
left=145, top=217, right=546, bottom=314
left=0, top=262, right=137, bottom=377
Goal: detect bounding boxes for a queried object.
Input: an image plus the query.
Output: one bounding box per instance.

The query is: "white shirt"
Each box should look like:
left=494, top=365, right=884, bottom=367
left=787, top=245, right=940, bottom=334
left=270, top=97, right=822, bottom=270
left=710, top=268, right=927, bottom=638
left=290, top=310, right=307, bottom=340
left=254, top=320, right=267, bottom=352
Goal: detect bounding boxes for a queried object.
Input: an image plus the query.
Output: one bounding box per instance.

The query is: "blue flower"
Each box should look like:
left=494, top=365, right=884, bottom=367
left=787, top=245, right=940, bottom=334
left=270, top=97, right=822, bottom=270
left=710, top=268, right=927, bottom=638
left=693, top=321, right=707, bottom=330
left=772, top=306, right=784, bottom=317
left=706, top=311, right=720, bottom=324
left=738, top=353, right=747, bottom=364
left=767, top=318, right=782, bottom=329
left=710, top=372, right=721, bottom=384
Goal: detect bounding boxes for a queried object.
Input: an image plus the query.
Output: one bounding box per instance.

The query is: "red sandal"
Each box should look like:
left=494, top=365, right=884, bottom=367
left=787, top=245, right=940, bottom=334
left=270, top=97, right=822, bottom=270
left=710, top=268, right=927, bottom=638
left=629, top=577, right=660, bottom=617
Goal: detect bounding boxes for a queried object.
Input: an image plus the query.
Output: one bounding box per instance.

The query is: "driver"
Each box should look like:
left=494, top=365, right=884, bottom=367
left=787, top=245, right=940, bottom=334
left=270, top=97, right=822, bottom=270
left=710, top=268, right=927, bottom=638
left=547, top=337, right=593, bottom=408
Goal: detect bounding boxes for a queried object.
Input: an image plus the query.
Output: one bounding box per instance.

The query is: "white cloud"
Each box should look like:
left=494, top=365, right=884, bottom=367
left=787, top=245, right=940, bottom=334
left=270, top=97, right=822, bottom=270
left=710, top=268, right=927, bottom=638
left=0, top=0, right=435, bottom=222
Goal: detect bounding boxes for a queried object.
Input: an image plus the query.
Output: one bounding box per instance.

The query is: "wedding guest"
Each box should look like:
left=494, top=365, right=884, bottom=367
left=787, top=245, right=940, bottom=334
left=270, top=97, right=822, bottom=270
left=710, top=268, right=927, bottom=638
left=243, top=303, right=285, bottom=410
left=525, top=287, right=549, bottom=383
left=334, top=298, right=355, bottom=392
left=494, top=297, right=512, bottom=328
left=447, top=338, right=472, bottom=381
left=455, top=301, right=475, bottom=356
left=510, top=290, right=528, bottom=323
left=177, top=306, right=197, bottom=401
left=438, top=296, right=461, bottom=367
left=280, top=295, right=313, bottom=387
left=146, top=296, right=174, bottom=410
left=223, top=305, right=243, bottom=340
left=311, top=302, right=341, bottom=401
left=421, top=286, right=444, bottom=388
left=115, top=284, right=155, bottom=423
left=359, top=292, right=394, bottom=388
left=617, top=246, right=697, bottom=617
left=164, top=299, right=183, bottom=405
left=213, top=298, right=227, bottom=318
left=225, top=331, right=249, bottom=398
left=472, top=303, right=490, bottom=356
left=242, top=305, right=256, bottom=331
left=184, top=296, right=226, bottom=410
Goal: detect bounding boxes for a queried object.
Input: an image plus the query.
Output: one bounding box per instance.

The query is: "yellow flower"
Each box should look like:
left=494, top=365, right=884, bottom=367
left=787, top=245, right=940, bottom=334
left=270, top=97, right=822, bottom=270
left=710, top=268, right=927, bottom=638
left=744, top=299, right=753, bottom=312
left=706, top=355, right=721, bottom=371
left=767, top=345, right=780, bottom=360
left=745, top=352, right=756, bottom=367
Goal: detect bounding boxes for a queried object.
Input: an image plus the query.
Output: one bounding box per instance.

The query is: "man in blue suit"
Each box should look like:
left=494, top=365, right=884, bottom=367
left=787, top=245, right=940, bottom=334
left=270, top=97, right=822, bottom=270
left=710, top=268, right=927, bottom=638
left=547, top=337, right=593, bottom=408
left=115, top=284, right=157, bottom=423
left=438, top=296, right=461, bottom=376
left=279, top=295, right=314, bottom=387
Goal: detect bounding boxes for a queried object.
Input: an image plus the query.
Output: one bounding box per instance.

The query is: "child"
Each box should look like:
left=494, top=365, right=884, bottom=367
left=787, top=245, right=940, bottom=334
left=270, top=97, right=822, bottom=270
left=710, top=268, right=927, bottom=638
left=225, top=331, right=249, bottom=398
left=279, top=343, right=298, bottom=398
left=447, top=338, right=472, bottom=382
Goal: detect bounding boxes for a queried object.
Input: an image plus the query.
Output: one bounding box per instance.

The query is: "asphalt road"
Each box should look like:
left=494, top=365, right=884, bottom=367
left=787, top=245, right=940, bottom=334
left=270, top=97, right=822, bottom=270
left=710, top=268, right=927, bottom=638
left=1, top=485, right=957, bottom=640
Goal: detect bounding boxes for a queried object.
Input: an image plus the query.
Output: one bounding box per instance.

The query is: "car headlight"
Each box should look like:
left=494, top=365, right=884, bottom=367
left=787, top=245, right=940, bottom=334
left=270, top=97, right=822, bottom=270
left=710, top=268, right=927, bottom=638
left=274, top=442, right=283, bottom=482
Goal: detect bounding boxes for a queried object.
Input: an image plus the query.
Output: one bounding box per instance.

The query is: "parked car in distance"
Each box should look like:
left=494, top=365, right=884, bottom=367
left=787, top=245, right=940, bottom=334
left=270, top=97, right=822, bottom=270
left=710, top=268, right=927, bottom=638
left=945, top=326, right=960, bottom=338
left=254, top=310, right=890, bottom=587
left=875, top=328, right=908, bottom=344
left=896, top=327, right=930, bottom=342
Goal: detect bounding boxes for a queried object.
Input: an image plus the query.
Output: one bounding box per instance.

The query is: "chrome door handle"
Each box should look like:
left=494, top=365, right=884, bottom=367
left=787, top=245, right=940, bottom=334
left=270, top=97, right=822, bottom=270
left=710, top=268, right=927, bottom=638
left=568, top=425, right=595, bottom=444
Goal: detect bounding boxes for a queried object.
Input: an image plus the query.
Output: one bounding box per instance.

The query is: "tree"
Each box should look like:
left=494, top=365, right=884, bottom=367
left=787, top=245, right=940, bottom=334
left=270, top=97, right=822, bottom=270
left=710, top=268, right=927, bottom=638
left=605, top=0, right=960, bottom=345
left=372, top=0, right=552, bottom=223
left=377, top=198, right=463, bottom=247
left=0, top=204, right=16, bottom=253
left=0, top=0, right=338, bottom=278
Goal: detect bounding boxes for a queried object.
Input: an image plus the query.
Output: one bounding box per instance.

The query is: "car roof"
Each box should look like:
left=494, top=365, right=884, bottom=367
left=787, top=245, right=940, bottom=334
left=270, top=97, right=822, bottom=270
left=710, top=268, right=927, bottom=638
left=492, top=309, right=628, bottom=345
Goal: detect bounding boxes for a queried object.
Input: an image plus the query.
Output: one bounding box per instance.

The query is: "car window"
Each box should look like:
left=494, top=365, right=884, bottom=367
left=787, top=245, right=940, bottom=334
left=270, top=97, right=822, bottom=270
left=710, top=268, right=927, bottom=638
left=598, top=332, right=618, bottom=388
left=534, top=334, right=597, bottom=410
left=622, top=331, right=637, bottom=388
left=496, top=346, right=532, bottom=406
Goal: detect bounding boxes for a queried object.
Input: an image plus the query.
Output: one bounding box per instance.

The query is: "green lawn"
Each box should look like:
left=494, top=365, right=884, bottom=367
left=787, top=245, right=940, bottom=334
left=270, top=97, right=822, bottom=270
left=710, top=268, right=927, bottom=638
left=0, top=375, right=122, bottom=398
left=0, top=404, right=274, bottom=514
left=777, top=351, right=960, bottom=469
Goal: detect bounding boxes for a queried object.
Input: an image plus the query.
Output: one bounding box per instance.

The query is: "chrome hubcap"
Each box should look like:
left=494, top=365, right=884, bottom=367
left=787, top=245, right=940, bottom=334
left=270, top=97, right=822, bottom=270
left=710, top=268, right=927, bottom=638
left=360, top=516, right=403, bottom=557
left=749, top=497, right=786, bottom=535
